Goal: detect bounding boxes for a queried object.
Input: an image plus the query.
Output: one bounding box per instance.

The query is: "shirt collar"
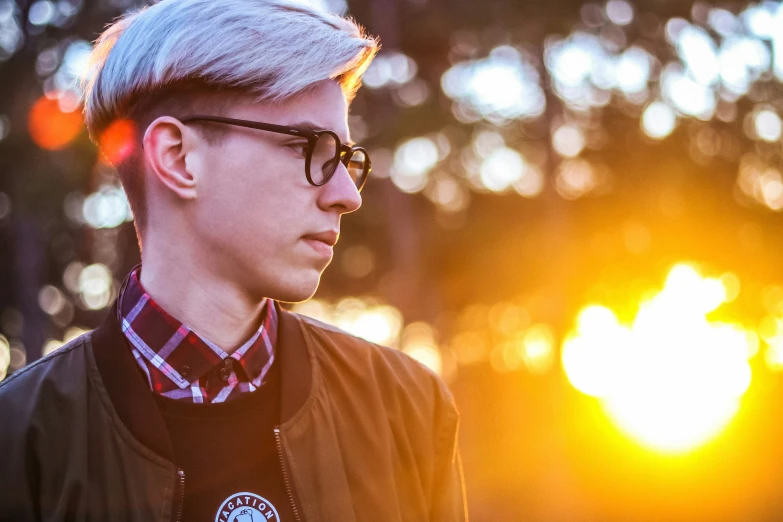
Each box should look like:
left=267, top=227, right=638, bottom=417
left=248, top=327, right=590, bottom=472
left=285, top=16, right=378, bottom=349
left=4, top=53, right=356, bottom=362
left=118, top=265, right=277, bottom=391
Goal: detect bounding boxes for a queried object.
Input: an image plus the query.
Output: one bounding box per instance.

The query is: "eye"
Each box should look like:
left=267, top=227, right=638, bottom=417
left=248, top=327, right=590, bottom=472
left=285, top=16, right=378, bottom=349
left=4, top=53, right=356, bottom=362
left=285, top=141, right=309, bottom=157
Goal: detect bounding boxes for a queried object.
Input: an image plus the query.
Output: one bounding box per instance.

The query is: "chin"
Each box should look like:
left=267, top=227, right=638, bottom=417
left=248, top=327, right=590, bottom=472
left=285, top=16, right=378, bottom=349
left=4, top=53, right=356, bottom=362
left=263, top=270, right=322, bottom=304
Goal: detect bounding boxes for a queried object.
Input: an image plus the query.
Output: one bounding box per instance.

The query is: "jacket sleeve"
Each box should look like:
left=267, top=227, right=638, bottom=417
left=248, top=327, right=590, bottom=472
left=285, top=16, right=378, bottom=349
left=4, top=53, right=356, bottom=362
left=0, top=379, right=40, bottom=522
left=430, top=397, right=468, bottom=521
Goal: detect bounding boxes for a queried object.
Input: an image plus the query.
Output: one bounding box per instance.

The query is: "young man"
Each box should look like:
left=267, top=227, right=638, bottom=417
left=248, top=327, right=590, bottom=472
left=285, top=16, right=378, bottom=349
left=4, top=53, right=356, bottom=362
left=0, top=0, right=467, bottom=520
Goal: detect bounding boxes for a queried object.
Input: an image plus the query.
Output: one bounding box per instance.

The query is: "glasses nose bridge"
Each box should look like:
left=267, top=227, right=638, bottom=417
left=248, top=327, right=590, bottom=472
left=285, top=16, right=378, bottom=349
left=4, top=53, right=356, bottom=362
left=339, top=144, right=355, bottom=166
left=308, top=131, right=368, bottom=191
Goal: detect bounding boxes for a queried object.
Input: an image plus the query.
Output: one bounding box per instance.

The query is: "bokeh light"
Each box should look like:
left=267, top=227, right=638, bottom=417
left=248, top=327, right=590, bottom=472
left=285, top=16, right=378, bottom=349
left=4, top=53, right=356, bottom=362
left=555, top=158, right=603, bottom=200
left=442, top=45, right=546, bottom=125
left=362, top=51, right=418, bottom=89
left=0, top=1, right=23, bottom=61
left=28, top=0, right=55, bottom=26
left=8, top=340, right=26, bottom=371
left=424, top=174, right=471, bottom=213
left=605, top=0, right=634, bottom=26
left=78, top=263, right=113, bottom=310
left=552, top=124, right=586, bottom=158
left=308, top=0, right=347, bottom=15
left=292, top=297, right=404, bottom=348
left=82, top=185, right=133, bottom=229
left=641, top=101, right=677, bottom=139
left=520, top=324, right=556, bottom=374
left=401, top=322, right=443, bottom=376
left=390, top=136, right=440, bottom=193
left=41, top=326, right=90, bottom=357
left=479, top=147, right=526, bottom=192
left=737, top=154, right=783, bottom=211
left=340, top=245, right=375, bottom=279
left=393, top=78, right=430, bottom=108
left=27, top=94, right=82, bottom=150
left=0, top=334, right=9, bottom=381
left=57, top=40, right=92, bottom=90
left=38, top=284, right=65, bottom=315
left=676, top=25, right=719, bottom=86
left=512, top=164, right=545, bottom=198
left=661, top=64, right=716, bottom=120
left=562, top=264, right=754, bottom=453
left=99, top=119, right=137, bottom=165
left=719, top=36, right=770, bottom=95
left=615, top=46, right=651, bottom=95
left=752, top=109, right=782, bottom=142
left=291, top=297, right=449, bottom=377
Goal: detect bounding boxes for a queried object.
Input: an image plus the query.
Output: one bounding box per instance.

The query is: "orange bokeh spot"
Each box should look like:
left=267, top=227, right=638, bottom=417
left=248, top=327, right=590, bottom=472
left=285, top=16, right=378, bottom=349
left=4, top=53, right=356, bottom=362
left=28, top=96, right=83, bottom=150
left=99, top=119, right=138, bottom=165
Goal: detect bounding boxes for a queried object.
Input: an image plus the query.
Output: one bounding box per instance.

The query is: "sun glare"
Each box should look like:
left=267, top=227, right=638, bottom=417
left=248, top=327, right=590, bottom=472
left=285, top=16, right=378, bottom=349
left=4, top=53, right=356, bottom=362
left=562, top=264, right=754, bottom=453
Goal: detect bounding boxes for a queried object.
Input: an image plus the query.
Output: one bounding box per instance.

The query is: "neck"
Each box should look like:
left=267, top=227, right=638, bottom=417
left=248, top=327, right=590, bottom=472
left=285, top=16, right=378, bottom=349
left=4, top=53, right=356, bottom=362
left=138, top=246, right=267, bottom=355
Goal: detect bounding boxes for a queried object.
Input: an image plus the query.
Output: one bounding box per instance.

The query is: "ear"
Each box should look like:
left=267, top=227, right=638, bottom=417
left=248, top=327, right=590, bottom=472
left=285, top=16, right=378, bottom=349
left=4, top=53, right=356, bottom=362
left=142, top=116, right=200, bottom=200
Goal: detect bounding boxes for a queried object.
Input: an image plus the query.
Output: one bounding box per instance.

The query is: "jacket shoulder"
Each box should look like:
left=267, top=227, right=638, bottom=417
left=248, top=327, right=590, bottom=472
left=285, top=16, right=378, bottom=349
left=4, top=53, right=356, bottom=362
left=0, top=333, right=91, bottom=394
left=294, top=312, right=457, bottom=416
left=0, top=333, right=93, bottom=430
left=296, top=312, right=439, bottom=376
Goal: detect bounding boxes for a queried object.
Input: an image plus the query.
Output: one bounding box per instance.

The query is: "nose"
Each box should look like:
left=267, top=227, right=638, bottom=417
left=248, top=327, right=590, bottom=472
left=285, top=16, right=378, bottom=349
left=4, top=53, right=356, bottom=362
left=317, top=161, right=362, bottom=214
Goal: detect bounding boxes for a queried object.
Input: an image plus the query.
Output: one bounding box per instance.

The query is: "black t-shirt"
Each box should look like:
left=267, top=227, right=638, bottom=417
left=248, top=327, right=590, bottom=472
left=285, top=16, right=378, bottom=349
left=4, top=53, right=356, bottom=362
left=153, top=357, right=295, bottom=522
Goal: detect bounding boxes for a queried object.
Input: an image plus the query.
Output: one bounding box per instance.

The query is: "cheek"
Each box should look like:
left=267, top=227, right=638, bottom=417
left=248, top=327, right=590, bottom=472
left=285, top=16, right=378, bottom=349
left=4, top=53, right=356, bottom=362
left=202, top=142, right=273, bottom=205
left=197, top=146, right=313, bottom=244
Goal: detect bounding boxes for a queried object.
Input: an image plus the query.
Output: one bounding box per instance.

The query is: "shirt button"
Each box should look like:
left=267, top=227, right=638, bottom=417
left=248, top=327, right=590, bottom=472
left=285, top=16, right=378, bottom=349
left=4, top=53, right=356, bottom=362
left=179, top=365, right=191, bottom=378
left=219, top=364, right=231, bottom=382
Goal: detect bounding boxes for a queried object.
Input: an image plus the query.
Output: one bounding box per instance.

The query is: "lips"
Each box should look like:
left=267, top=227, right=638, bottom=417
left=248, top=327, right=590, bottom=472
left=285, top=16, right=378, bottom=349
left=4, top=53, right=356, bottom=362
left=301, top=230, right=339, bottom=247
left=301, top=230, right=339, bottom=258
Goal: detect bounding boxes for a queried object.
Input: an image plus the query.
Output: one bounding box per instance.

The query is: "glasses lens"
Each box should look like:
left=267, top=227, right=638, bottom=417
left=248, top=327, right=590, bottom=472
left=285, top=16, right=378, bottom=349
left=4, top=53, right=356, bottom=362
left=310, top=133, right=340, bottom=184
left=344, top=149, right=369, bottom=190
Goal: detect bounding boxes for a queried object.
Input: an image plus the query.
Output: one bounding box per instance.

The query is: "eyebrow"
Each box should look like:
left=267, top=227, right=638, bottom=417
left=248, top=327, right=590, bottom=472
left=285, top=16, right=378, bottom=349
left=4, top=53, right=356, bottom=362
left=288, top=120, right=354, bottom=147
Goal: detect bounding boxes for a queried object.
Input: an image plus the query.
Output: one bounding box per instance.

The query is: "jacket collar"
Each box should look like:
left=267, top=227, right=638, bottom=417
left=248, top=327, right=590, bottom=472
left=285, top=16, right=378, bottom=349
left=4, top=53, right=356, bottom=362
left=90, top=298, right=313, bottom=463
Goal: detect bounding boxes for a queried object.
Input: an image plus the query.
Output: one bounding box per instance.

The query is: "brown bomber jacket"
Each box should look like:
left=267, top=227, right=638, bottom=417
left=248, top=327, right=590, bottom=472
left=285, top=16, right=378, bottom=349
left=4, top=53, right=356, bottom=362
left=0, top=301, right=468, bottom=521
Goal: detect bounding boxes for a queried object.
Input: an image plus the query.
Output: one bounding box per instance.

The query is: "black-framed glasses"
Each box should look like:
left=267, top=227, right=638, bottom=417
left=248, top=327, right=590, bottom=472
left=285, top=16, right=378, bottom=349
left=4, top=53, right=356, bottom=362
left=179, top=115, right=371, bottom=192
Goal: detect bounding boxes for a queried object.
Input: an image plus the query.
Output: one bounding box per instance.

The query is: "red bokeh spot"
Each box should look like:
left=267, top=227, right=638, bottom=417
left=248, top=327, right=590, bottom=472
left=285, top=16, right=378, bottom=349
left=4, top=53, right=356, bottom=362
left=27, top=96, right=83, bottom=151
left=99, top=119, right=137, bottom=165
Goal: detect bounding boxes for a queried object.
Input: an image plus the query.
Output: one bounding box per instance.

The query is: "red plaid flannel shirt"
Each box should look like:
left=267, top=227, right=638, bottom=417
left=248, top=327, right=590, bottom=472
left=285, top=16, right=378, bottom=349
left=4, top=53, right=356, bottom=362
left=118, top=267, right=277, bottom=404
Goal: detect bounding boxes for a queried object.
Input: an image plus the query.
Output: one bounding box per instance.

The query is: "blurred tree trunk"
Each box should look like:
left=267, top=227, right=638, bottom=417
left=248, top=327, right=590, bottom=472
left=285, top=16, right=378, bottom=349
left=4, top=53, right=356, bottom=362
left=14, top=212, right=45, bottom=362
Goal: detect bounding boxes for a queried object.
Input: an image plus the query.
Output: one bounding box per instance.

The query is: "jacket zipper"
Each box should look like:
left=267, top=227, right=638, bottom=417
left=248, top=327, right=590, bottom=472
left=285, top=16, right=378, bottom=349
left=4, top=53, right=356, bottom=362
left=174, top=468, right=185, bottom=522
left=274, top=428, right=303, bottom=522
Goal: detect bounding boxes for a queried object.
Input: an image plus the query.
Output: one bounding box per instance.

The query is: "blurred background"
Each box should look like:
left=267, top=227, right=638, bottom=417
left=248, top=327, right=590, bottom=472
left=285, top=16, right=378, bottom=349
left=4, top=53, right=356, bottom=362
left=2, top=0, right=783, bottom=519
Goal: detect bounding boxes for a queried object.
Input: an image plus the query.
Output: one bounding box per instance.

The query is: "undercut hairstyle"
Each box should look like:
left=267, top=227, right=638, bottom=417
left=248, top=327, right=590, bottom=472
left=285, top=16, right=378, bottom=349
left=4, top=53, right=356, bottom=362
left=81, top=0, right=378, bottom=237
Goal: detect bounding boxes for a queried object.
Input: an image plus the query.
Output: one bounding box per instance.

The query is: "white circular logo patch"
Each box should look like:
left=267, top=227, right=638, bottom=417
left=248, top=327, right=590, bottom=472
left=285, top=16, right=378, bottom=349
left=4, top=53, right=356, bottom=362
left=214, top=492, right=280, bottom=522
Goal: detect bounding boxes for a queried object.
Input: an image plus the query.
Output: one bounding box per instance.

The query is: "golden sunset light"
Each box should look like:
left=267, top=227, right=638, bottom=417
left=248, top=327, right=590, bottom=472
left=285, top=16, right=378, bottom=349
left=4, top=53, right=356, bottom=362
left=562, top=264, right=755, bottom=453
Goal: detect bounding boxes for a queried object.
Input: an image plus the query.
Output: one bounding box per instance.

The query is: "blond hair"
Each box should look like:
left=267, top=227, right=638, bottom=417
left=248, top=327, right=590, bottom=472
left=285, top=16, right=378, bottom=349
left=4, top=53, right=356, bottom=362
left=83, top=0, right=377, bottom=137
left=81, top=0, right=377, bottom=233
